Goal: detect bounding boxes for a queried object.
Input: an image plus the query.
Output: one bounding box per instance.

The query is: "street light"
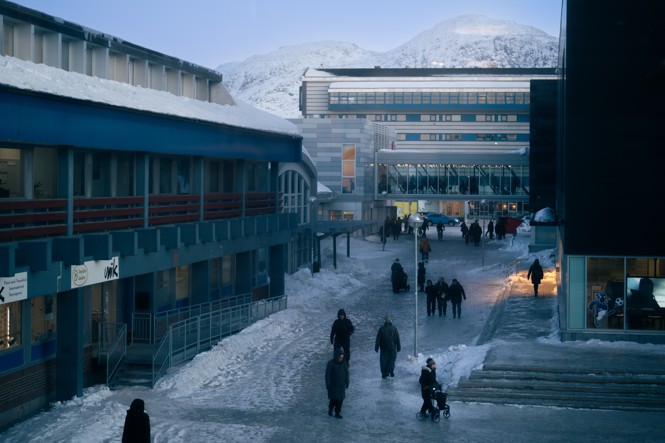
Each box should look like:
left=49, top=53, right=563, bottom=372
left=308, top=196, right=319, bottom=273
left=409, top=213, right=423, bottom=358
left=480, top=199, right=486, bottom=267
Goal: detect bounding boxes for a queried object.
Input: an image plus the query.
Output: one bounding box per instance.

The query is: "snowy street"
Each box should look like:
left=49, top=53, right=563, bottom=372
left=3, top=227, right=664, bottom=443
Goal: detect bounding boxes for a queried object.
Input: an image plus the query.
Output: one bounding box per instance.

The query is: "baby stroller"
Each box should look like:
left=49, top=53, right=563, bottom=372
left=416, top=385, right=450, bottom=422
left=391, top=270, right=410, bottom=293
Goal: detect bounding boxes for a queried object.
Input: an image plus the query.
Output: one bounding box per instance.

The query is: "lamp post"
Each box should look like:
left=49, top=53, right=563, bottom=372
left=308, top=196, right=318, bottom=273
left=409, top=213, right=423, bottom=358
left=480, top=199, right=486, bottom=268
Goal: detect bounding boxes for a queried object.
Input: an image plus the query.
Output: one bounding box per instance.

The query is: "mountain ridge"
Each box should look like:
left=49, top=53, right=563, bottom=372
left=217, top=14, right=559, bottom=118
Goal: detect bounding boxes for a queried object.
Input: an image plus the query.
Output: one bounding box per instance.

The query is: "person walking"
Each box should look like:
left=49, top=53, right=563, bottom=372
left=425, top=279, right=438, bottom=316
left=527, top=258, right=544, bottom=297
left=487, top=219, right=494, bottom=240
left=436, top=277, right=450, bottom=317
left=418, top=358, right=441, bottom=420
left=122, top=398, right=151, bottom=443
left=417, top=261, right=426, bottom=292
left=419, top=236, right=431, bottom=261
left=460, top=221, right=470, bottom=245
left=375, top=315, right=401, bottom=378
left=448, top=279, right=466, bottom=319
left=469, top=220, right=482, bottom=246
left=330, top=308, right=355, bottom=362
left=325, top=347, right=350, bottom=418
left=436, top=220, right=444, bottom=241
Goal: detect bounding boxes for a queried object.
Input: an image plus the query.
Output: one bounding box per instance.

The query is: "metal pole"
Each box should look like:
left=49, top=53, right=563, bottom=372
left=414, top=221, right=418, bottom=357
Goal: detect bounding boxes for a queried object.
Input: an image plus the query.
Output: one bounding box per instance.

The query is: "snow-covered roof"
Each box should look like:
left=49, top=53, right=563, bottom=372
left=0, top=55, right=299, bottom=137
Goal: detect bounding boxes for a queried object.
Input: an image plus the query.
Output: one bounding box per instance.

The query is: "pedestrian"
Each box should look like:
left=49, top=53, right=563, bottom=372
left=392, top=218, right=400, bottom=240
left=122, top=398, right=150, bottom=443
left=495, top=219, right=506, bottom=240
left=487, top=219, right=494, bottom=240
left=436, top=277, right=450, bottom=317
left=469, top=220, right=482, bottom=246
left=460, top=221, right=470, bottom=245
left=330, top=308, right=355, bottom=362
left=417, top=261, right=426, bottom=292
left=419, top=236, right=431, bottom=261
left=418, top=357, right=441, bottom=419
left=527, top=258, right=544, bottom=297
left=325, top=347, right=349, bottom=419
left=425, top=279, right=438, bottom=316
left=436, top=220, right=444, bottom=241
left=375, top=315, right=401, bottom=378
left=448, top=279, right=466, bottom=319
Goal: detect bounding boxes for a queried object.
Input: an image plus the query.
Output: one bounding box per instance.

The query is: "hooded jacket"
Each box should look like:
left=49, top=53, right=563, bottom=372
left=122, top=398, right=150, bottom=443
left=325, top=347, right=350, bottom=400
left=330, top=309, right=355, bottom=347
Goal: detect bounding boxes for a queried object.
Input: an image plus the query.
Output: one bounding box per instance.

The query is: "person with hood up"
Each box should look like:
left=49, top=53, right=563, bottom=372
left=418, top=358, right=441, bottom=420
left=330, top=308, right=355, bottom=362
left=527, top=258, right=544, bottom=297
left=122, top=398, right=150, bottom=443
left=375, top=315, right=401, bottom=378
left=325, top=347, right=350, bottom=418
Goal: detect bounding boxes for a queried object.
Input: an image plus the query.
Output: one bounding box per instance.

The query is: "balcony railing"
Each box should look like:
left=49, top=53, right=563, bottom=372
left=0, top=192, right=278, bottom=242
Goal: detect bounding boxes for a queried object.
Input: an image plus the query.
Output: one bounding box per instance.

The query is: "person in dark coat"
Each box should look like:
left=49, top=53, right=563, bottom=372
left=425, top=279, right=438, bottom=316
left=460, top=221, right=470, bottom=245
left=325, top=347, right=350, bottom=418
left=419, top=358, right=441, bottom=418
left=487, top=219, right=494, bottom=240
left=330, top=308, right=355, bottom=362
left=495, top=219, right=506, bottom=240
left=375, top=315, right=401, bottom=378
left=448, top=279, right=466, bottom=319
left=469, top=220, right=482, bottom=246
left=527, top=258, right=544, bottom=297
left=122, top=398, right=150, bottom=443
left=417, top=261, right=426, bottom=292
left=391, top=259, right=408, bottom=293
left=436, top=277, right=450, bottom=317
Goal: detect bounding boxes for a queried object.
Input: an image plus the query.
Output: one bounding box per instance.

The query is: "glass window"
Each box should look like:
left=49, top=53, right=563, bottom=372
left=116, top=152, right=134, bottom=197
left=342, top=144, right=355, bottom=194
left=33, top=147, right=57, bottom=199
left=92, top=151, right=111, bottom=197
left=176, top=158, right=190, bottom=194
left=0, top=148, right=22, bottom=199
left=1, top=301, right=21, bottom=350
left=586, top=258, right=624, bottom=330
left=31, top=295, right=56, bottom=343
left=176, top=265, right=189, bottom=303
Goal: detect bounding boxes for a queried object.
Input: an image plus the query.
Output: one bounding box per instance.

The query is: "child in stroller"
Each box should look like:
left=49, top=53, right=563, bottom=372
left=416, top=385, right=450, bottom=422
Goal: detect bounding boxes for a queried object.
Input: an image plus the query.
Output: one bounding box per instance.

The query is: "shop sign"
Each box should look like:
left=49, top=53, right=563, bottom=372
left=0, top=272, right=28, bottom=304
left=71, top=257, right=120, bottom=288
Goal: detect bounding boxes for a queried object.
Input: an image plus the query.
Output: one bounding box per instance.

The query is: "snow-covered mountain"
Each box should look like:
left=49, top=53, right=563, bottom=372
left=217, top=15, right=559, bottom=118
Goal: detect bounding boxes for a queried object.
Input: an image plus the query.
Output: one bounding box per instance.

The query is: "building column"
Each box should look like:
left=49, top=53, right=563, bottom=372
left=56, top=288, right=84, bottom=401
left=269, top=244, right=285, bottom=297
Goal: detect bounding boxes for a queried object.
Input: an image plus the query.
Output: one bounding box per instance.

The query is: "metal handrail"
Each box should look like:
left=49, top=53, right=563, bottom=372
left=105, top=323, right=127, bottom=385
left=150, top=295, right=287, bottom=387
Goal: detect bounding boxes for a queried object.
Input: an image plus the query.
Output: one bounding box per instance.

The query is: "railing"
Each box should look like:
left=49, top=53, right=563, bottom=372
left=151, top=296, right=287, bottom=387
left=100, top=323, right=127, bottom=385
left=0, top=192, right=278, bottom=242
left=131, top=313, right=153, bottom=344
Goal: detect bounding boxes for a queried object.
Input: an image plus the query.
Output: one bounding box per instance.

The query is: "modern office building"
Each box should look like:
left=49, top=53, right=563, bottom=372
left=299, top=67, right=556, bottom=221
left=553, top=0, right=665, bottom=342
left=0, top=0, right=306, bottom=429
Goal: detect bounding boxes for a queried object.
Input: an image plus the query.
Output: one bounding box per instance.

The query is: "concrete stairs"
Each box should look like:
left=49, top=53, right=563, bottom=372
left=447, top=363, right=665, bottom=412
left=108, top=344, right=155, bottom=389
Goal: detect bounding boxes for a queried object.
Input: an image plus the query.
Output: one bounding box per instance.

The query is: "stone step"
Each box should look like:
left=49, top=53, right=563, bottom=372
left=448, top=365, right=665, bottom=412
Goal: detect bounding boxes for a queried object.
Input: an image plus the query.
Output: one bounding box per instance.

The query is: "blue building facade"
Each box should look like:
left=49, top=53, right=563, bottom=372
left=0, top=1, right=302, bottom=428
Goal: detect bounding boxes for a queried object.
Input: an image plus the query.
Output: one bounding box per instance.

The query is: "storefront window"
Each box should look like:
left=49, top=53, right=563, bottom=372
left=176, top=265, right=190, bottom=306
left=586, top=257, right=624, bottom=330
left=626, top=258, right=665, bottom=331
left=31, top=295, right=56, bottom=343
left=1, top=301, right=21, bottom=350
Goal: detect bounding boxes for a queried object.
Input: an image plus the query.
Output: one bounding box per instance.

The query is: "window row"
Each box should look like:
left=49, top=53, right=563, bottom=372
left=377, top=164, right=528, bottom=196
left=329, top=91, right=530, bottom=106
left=396, top=133, right=527, bottom=143
left=362, top=113, right=523, bottom=123
left=0, top=146, right=272, bottom=199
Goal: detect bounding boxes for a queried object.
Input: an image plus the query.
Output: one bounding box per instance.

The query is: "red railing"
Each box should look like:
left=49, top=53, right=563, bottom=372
left=0, top=192, right=278, bottom=242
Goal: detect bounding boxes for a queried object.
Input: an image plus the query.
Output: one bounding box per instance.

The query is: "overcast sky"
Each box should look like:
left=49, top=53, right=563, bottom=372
left=12, top=0, right=562, bottom=69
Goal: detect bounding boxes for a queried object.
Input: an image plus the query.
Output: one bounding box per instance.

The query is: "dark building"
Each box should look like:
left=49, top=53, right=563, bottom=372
left=555, top=0, right=665, bottom=341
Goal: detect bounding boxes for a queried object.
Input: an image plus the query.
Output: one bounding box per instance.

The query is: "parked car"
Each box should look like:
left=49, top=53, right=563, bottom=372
left=425, top=213, right=460, bottom=227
